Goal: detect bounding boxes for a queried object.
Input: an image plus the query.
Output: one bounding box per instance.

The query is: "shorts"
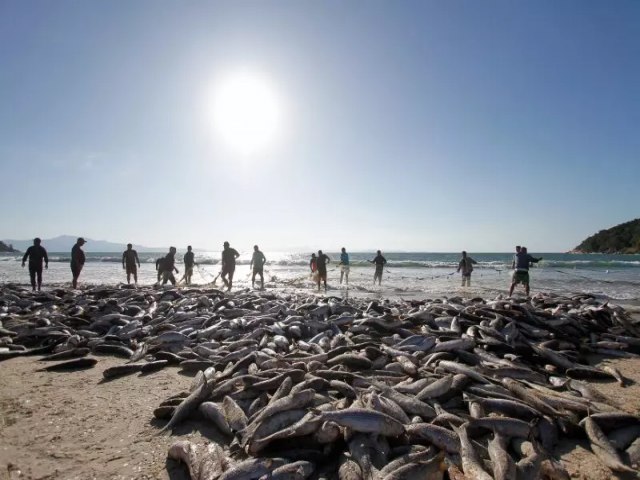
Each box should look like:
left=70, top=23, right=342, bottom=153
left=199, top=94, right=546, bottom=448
left=185, top=266, right=194, bottom=276
left=318, top=269, right=327, bottom=280
left=341, top=265, right=350, bottom=273
left=253, top=267, right=264, bottom=276
left=222, top=265, right=235, bottom=276
left=513, top=271, right=530, bottom=285
left=126, top=264, right=137, bottom=275
left=374, top=266, right=383, bottom=277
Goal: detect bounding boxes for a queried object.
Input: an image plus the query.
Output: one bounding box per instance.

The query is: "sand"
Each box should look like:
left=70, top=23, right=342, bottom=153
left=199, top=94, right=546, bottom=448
left=0, top=352, right=638, bottom=480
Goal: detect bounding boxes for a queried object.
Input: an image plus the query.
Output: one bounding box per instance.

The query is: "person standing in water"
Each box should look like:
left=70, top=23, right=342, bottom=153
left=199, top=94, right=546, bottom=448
left=161, top=247, right=180, bottom=286
left=316, top=250, right=331, bottom=291
left=339, top=247, right=350, bottom=285
left=22, top=237, right=48, bottom=291
left=182, top=246, right=196, bottom=285
left=457, top=251, right=478, bottom=287
left=369, top=250, right=387, bottom=285
left=221, top=241, right=240, bottom=291
left=122, top=243, right=141, bottom=285
left=71, top=237, right=86, bottom=289
left=249, top=245, right=267, bottom=290
left=509, top=246, right=543, bottom=297
left=155, top=257, right=164, bottom=283
left=309, top=253, right=319, bottom=287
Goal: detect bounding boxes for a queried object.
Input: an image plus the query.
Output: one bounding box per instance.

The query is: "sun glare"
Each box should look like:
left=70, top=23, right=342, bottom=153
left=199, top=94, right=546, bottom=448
left=211, top=72, right=281, bottom=155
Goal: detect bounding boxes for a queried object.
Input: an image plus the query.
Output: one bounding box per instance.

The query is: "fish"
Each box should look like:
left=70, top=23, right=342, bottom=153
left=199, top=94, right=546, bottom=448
left=314, top=408, right=405, bottom=437
left=2, top=285, right=640, bottom=480
left=582, top=416, right=638, bottom=475
left=38, top=357, right=98, bottom=371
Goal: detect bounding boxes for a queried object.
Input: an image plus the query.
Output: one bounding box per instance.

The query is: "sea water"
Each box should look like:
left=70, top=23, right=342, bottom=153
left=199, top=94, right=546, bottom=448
left=1, top=251, right=639, bottom=306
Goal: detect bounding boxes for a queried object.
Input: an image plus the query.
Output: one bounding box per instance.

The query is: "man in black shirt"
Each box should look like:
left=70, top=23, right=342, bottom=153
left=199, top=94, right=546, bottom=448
left=183, top=246, right=196, bottom=285
left=22, top=237, right=48, bottom=291
left=316, top=250, right=331, bottom=291
left=369, top=250, right=387, bottom=285
left=221, top=241, right=240, bottom=291
left=161, top=247, right=180, bottom=286
left=249, top=245, right=266, bottom=290
left=122, top=243, right=141, bottom=285
left=71, top=237, right=86, bottom=289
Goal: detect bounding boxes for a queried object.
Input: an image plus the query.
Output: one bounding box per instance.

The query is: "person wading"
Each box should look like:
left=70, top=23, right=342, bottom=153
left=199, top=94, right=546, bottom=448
left=316, top=250, right=331, bottom=291
left=22, top=237, right=48, bottom=291
left=71, top=237, right=86, bottom=289
left=182, top=246, right=196, bottom=285
left=122, top=243, right=141, bottom=285
left=339, top=247, right=350, bottom=285
left=457, top=251, right=478, bottom=287
left=160, top=247, right=180, bottom=286
left=221, top=241, right=240, bottom=291
left=249, top=245, right=267, bottom=290
left=369, top=250, right=387, bottom=285
left=509, top=246, right=543, bottom=297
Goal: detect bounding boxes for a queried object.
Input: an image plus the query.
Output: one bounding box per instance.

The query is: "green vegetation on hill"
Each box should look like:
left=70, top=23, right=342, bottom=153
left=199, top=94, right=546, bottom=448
left=574, top=218, right=640, bottom=254
left=0, top=241, right=18, bottom=253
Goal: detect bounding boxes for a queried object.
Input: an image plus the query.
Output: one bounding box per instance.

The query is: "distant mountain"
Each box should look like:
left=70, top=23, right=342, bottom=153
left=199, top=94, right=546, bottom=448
left=2, top=235, right=165, bottom=253
left=573, top=218, right=640, bottom=254
left=0, top=241, right=19, bottom=253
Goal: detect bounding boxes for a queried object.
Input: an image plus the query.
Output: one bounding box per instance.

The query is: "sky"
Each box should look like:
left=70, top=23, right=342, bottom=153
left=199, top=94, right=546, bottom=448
left=1, top=0, right=638, bottom=252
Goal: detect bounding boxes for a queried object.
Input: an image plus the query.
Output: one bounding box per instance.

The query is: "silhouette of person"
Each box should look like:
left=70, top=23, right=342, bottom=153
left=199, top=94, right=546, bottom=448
left=183, top=246, right=196, bottom=285
left=221, top=241, right=240, bottom=291
left=509, top=246, right=543, bottom=297
left=339, top=247, right=350, bottom=285
left=369, top=250, right=387, bottom=285
left=122, top=243, right=141, bottom=285
left=161, top=247, right=179, bottom=286
left=249, top=245, right=266, bottom=290
left=22, top=237, right=48, bottom=291
left=457, top=251, right=478, bottom=287
left=316, top=250, right=331, bottom=291
left=71, top=237, right=86, bottom=289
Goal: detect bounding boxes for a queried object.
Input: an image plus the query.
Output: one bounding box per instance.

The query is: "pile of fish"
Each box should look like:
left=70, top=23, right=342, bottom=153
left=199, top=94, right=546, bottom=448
left=1, top=284, right=640, bottom=480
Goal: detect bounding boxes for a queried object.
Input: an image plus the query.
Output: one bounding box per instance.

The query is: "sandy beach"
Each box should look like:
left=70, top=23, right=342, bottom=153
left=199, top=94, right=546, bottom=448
left=1, top=352, right=639, bottom=479
left=1, top=286, right=639, bottom=480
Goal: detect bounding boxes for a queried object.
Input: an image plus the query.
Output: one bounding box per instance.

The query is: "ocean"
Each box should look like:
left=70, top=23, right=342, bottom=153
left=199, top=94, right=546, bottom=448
left=1, top=251, right=639, bottom=306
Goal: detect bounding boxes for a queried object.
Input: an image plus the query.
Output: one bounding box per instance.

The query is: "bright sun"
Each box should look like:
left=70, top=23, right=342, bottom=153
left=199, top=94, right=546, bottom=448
left=211, top=72, right=281, bottom=155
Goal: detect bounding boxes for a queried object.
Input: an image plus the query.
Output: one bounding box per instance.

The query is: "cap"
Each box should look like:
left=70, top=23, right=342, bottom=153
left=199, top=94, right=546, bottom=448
left=78, top=237, right=86, bottom=244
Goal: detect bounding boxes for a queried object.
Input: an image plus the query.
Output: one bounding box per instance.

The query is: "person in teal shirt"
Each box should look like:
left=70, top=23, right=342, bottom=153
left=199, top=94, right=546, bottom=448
left=339, top=247, right=350, bottom=285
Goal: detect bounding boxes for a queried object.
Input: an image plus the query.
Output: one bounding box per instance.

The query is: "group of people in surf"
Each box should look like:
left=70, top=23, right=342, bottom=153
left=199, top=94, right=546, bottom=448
left=455, top=246, right=542, bottom=295
left=309, top=248, right=388, bottom=291
left=20, top=238, right=266, bottom=292
left=20, top=238, right=542, bottom=296
left=148, top=241, right=265, bottom=292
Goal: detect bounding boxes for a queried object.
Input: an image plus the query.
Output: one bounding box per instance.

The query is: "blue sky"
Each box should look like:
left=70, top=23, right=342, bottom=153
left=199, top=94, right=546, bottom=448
left=1, top=1, right=638, bottom=252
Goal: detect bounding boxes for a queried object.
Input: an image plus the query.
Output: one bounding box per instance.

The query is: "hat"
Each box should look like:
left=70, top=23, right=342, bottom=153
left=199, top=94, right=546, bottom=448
left=77, top=237, right=86, bottom=244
